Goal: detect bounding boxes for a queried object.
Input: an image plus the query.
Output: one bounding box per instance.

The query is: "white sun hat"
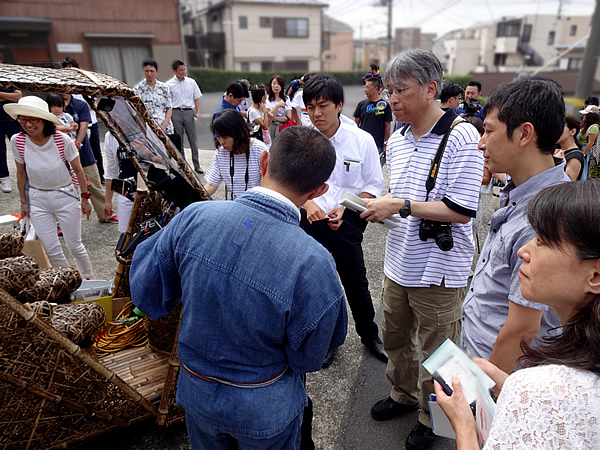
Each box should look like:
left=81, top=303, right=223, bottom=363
left=3, top=96, right=63, bottom=126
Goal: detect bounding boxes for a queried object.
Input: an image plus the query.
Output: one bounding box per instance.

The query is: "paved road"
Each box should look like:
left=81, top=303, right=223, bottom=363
left=3, top=86, right=493, bottom=449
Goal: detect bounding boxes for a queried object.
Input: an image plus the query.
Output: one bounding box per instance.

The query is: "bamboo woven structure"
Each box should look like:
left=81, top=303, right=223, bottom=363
left=0, top=64, right=205, bottom=446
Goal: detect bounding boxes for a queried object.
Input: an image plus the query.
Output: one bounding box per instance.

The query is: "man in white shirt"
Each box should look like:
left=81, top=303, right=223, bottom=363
left=166, top=60, right=203, bottom=173
left=361, top=50, right=483, bottom=449
left=289, top=73, right=314, bottom=127
left=300, top=74, right=386, bottom=367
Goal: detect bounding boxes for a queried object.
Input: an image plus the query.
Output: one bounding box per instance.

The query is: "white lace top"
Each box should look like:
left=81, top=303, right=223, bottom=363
left=484, top=365, right=600, bottom=449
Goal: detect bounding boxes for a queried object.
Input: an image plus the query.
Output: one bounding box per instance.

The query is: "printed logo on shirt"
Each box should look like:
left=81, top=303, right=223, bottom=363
left=366, top=101, right=388, bottom=116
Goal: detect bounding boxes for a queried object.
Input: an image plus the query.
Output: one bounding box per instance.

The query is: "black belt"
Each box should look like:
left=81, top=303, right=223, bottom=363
left=173, top=107, right=192, bottom=111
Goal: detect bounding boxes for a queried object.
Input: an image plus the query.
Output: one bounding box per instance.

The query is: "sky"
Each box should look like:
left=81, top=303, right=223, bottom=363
left=321, top=0, right=597, bottom=40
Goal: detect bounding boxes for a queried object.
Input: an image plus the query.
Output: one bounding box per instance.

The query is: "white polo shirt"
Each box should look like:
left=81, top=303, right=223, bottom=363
left=384, top=110, right=483, bottom=288
left=312, top=121, right=384, bottom=213
left=166, top=76, right=202, bottom=109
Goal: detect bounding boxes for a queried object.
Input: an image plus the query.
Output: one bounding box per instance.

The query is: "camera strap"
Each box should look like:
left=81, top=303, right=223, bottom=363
left=424, top=119, right=464, bottom=201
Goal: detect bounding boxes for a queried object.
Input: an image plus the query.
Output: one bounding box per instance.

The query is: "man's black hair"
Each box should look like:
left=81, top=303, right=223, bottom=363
left=226, top=81, right=247, bottom=99
left=302, top=74, right=344, bottom=108
left=143, top=59, right=158, bottom=70
left=483, top=78, right=565, bottom=154
left=364, top=77, right=382, bottom=90
left=61, top=57, right=80, bottom=68
left=467, top=80, right=482, bottom=92
left=440, top=82, right=464, bottom=103
left=268, top=126, right=336, bottom=195
left=585, top=96, right=600, bottom=107
left=172, top=59, right=185, bottom=70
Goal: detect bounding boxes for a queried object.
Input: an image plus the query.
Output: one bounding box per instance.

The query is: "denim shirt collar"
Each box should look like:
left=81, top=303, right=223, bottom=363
left=236, top=190, right=301, bottom=225
left=251, top=187, right=301, bottom=221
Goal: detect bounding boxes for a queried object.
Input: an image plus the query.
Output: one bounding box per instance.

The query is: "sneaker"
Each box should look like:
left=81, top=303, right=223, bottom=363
left=1, top=178, right=11, bottom=193
left=371, top=397, right=419, bottom=421
left=57, top=226, right=63, bottom=237
left=102, top=215, right=119, bottom=224
left=406, top=422, right=436, bottom=449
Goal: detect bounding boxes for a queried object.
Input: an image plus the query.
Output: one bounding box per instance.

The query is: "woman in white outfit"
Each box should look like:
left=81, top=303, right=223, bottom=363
left=435, top=180, right=600, bottom=449
left=5, top=96, right=94, bottom=279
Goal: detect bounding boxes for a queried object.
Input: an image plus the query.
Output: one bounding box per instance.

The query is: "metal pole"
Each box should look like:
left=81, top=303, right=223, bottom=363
left=387, top=0, right=393, bottom=63
left=177, top=0, right=187, bottom=64
left=574, top=0, right=600, bottom=113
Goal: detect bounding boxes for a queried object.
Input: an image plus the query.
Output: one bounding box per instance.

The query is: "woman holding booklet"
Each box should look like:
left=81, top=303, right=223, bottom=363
left=435, top=180, right=600, bottom=449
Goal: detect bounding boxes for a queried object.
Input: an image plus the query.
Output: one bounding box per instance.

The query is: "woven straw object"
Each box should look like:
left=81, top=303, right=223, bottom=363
left=0, top=289, right=156, bottom=448
left=0, top=255, right=39, bottom=296
left=24, top=300, right=53, bottom=320
left=51, top=302, right=106, bottom=345
left=146, top=303, right=182, bottom=354
left=17, top=267, right=82, bottom=304
left=0, top=231, right=24, bottom=258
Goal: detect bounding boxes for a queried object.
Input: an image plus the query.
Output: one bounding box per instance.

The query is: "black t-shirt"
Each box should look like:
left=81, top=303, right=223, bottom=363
left=353, top=98, right=393, bottom=148
left=564, top=148, right=585, bottom=180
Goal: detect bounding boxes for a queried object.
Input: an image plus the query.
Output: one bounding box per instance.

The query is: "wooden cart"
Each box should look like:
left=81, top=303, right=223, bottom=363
left=0, top=64, right=208, bottom=448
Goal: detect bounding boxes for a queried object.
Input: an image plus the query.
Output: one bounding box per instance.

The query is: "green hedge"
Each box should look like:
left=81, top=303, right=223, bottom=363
left=188, top=67, right=475, bottom=93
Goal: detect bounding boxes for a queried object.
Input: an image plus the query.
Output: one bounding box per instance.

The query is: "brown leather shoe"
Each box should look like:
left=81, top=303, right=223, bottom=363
left=195, top=166, right=204, bottom=174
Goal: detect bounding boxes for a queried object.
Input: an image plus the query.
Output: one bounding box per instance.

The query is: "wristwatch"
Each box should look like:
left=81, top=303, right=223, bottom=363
left=81, top=191, right=91, bottom=199
left=399, top=199, right=411, bottom=218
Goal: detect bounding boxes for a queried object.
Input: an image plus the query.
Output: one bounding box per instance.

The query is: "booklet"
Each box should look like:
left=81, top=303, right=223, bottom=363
left=338, top=193, right=401, bottom=229
left=423, top=338, right=496, bottom=445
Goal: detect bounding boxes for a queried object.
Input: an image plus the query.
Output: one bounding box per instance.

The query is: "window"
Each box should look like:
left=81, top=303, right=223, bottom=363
left=272, top=18, right=309, bottom=38
left=261, top=61, right=273, bottom=72
left=239, top=16, right=248, bottom=29
left=521, top=24, right=532, bottom=43
left=570, top=25, right=577, bottom=36
left=322, top=32, right=330, bottom=51
left=241, top=62, right=249, bottom=71
left=496, top=19, right=521, bottom=37
left=90, top=44, right=151, bottom=86
left=568, top=58, right=582, bottom=70
left=259, top=17, right=271, bottom=28
left=325, top=54, right=336, bottom=60
left=285, top=60, right=308, bottom=71
left=494, top=53, right=507, bottom=66
left=548, top=31, right=555, bottom=45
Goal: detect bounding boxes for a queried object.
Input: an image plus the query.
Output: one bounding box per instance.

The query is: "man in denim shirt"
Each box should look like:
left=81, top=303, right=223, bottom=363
left=461, top=78, right=570, bottom=374
left=130, top=126, right=347, bottom=449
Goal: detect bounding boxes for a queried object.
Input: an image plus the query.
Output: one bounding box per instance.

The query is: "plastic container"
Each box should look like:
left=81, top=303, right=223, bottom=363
left=71, top=280, right=113, bottom=301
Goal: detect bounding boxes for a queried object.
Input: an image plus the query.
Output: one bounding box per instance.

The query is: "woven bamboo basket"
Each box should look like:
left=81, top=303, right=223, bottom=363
left=17, top=266, right=82, bottom=304
left=0, top=255, right=39, bottom=296
left=0, top=231, right=24, bottom=258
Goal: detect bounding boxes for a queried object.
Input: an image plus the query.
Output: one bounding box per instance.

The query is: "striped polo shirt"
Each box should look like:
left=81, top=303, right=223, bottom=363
left=384, top=109, right=484, bottom=288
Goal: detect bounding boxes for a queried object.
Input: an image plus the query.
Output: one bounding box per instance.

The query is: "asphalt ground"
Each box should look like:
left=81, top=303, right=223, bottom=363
left=1, top=86, right=495, bottom=449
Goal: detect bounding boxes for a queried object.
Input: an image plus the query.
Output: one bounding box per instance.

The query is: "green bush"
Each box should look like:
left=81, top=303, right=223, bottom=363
left=187, top=68, right=475, bottom=93
left=589, top=164, right=600, bottom=179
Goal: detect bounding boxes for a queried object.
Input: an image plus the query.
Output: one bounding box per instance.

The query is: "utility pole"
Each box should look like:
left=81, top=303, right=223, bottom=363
left=387, top=0, right=393, bottom=63
left=574, top=0, right=600, bottom=113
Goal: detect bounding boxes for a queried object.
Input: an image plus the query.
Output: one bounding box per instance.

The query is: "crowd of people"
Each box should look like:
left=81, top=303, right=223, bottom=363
left=2, top=50, right=600, bottom=449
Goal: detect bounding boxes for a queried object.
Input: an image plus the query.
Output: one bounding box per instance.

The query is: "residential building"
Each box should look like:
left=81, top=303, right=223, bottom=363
left=433, top=14, right=591, bottom=75
left=322, top=15, right=353, bottom=71
left=189, top=0, right=326, bottom=72
left=393, top=28, right=434, bottom=54
left=0, top=1, right=183, bottom=86
left=353, top=37, right=389, bottom=72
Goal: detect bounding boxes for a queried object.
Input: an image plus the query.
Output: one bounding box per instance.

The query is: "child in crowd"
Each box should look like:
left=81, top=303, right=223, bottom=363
left=47, top=93, right=78, bottom=141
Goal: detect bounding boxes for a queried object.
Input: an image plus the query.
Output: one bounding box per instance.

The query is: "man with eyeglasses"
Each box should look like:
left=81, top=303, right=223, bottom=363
left=361, top=50, right=483, bottom=450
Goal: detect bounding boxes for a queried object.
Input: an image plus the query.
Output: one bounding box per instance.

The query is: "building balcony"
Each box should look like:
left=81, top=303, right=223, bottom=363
left=197, top=32, right=225, bottom=53
left=495, top=36, right=518, bottom=53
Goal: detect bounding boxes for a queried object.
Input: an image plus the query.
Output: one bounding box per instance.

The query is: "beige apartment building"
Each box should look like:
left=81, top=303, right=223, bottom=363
left=189, top=0, right=326, bottom=72
left=433, top=14, right=591, bottom=75
left=322, top=16, right=354, bottom=71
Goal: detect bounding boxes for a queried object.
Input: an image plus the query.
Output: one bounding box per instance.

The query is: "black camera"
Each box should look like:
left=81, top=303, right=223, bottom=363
left=463, top=98, right=480, bottom=117
left=419, top=220, right=454, bottom=251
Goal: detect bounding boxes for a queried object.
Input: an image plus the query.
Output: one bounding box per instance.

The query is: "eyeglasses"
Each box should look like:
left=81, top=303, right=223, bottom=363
left=388, top=84, right=419, bottom=98
left=18, top=117, right=42, bottom=125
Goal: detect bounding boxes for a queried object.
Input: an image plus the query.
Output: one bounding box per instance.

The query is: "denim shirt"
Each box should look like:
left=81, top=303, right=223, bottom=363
left=461, top=161, right=569, bottom=359
left=130, top=189, right=347, bottom=437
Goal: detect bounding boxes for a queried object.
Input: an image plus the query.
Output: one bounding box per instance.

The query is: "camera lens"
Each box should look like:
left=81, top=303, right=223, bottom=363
left=436, top=234, right=454, bottom=251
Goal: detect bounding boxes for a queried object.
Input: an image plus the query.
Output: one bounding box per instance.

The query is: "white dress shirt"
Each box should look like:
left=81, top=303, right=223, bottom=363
left=166, top=76, right=202, bottom=108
